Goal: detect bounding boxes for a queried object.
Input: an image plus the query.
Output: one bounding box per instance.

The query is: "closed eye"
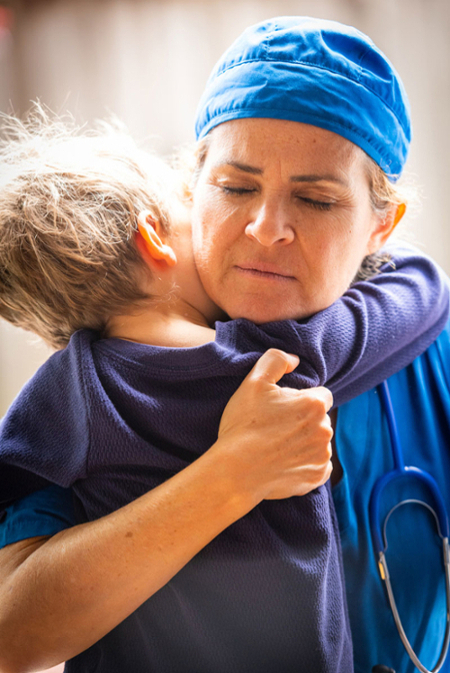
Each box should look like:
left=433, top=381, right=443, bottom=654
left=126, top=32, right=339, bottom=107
left=298, top=197, right=333, bottom=211
left=221, top=186, right=256, bottom=195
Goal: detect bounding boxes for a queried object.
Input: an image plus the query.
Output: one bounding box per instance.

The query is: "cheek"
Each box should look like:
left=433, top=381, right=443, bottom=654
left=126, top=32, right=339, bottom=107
left=192, top=186, right=219, bottom=242
left=334, top=214, right=378, bottom=285
left=299, top=214, right=353, bottom=268
left=305, top=210, right=373, bottom=290
left=192, top=188, right=243, bottom=262
left=191, top=206, right=224, bottom=295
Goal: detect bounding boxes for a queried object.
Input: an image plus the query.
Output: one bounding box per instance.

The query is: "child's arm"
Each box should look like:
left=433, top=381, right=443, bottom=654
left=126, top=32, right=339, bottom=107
left=247, top=244, right=449, bottom=406
left=328, top=245, right=449, bottom=404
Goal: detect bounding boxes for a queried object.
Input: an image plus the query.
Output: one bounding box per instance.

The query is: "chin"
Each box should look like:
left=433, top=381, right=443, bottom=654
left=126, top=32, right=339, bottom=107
left=221, top=290, right=337, bottom=322
left=224, top=302, right=309, bottom=324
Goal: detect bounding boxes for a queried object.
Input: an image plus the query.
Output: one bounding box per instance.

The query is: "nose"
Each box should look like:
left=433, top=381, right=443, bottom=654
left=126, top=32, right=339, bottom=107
left=244, top=198, right=295, bottom=247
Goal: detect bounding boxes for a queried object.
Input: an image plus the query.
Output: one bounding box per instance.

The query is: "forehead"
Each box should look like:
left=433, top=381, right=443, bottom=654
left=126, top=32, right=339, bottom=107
left=203, top=118, right=366, bottom=179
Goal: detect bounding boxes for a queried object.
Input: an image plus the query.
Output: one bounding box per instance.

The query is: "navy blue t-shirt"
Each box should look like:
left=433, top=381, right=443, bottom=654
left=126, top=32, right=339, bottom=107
left=2, top=325, right=355, bottom=673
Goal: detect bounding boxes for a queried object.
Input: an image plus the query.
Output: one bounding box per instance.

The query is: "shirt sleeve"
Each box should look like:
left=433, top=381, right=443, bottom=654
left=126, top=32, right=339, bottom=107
left=258, top=244, right=450, bottom=406
left=0, top=333, right=90, bottom=508
left=0, top=484, right=75, bottom=549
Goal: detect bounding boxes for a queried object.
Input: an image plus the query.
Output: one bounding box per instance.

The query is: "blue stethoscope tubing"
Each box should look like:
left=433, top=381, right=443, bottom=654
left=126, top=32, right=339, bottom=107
left=369, top=380, right=450, bottom=673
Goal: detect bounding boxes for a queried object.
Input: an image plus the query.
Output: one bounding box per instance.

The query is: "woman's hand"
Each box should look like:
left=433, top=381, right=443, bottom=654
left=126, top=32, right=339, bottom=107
left=217, top=348, right=333, bottom=503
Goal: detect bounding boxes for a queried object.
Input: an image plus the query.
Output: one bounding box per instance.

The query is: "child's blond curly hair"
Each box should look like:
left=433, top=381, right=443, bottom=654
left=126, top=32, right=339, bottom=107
left=0, top=105, right=176, bottom=349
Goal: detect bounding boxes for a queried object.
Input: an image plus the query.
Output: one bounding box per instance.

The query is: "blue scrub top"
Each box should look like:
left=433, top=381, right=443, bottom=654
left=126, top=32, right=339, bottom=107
left=1, top=320, right=449, bottom=673
left=0, top=483, right=75, bottom=547
left=333, top=318, right=450, bottom=672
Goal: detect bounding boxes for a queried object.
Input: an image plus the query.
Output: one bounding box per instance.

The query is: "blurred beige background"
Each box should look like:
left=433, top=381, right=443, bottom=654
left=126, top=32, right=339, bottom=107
left=1, top=0, right=449, bottom=416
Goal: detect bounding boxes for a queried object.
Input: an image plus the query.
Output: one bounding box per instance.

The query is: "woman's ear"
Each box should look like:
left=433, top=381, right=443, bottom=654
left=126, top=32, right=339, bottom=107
left=136, top=210, right=177, bottom=267
left=393, top=202, right=406, bottom=227
left=366, top=202, right=406, bottom=254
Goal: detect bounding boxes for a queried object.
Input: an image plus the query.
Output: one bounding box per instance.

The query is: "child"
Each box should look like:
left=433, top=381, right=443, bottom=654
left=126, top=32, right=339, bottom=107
left=0, top=108, right=447, bottom=673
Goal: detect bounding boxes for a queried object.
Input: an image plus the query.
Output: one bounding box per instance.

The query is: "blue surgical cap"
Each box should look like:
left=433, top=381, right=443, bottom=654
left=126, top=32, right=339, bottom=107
left=195, top=17, right=411, bottom=180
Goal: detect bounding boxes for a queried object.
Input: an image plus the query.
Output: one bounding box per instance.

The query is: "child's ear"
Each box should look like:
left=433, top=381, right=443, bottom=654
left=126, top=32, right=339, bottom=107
left=136, top=210, right=177, bottom=267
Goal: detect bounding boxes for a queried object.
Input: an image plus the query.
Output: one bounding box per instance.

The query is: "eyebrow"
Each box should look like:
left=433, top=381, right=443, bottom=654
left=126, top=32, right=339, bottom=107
left=214, top=161, right=263, bottom=175
left=290, top=174, right=349, bottom=187
left=215, top=161, right=348, bottom=187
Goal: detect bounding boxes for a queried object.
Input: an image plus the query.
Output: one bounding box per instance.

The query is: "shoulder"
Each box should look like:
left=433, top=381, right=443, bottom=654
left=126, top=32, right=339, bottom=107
left=345, top=317, right=450, bottom=406
left=0, top=330, right=98, bottom=491
left=11, top=329, right=100, bottom=396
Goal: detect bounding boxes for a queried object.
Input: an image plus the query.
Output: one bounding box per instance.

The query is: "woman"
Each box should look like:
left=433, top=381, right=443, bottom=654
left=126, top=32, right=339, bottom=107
left=0, top=17, right=449, bottom=673
left=187, top=17, right=450, bottom=671
left=188, top=18, right=450, bottom=672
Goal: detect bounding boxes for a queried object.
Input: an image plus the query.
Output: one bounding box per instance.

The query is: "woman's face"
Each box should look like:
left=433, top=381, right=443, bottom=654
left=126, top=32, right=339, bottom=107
left=191, top=118, right=394, bottom=323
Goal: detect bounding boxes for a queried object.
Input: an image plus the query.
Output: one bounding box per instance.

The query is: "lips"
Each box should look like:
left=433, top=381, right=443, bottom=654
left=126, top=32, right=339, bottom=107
left=235, top=263, right=296, bottom=281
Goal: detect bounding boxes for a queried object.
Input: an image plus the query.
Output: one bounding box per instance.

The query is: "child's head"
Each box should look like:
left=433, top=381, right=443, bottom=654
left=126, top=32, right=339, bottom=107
left=0, top=106, right=180, bottom=349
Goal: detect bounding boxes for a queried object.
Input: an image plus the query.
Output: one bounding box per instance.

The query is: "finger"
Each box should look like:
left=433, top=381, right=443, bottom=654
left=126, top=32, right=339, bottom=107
left=247, top=349, right=299, bottom=385
left=310, top=461, right=333, bottom=490
left=298, top=386, right=334, bottom=413
left=316, top=459, right=334, bottom=488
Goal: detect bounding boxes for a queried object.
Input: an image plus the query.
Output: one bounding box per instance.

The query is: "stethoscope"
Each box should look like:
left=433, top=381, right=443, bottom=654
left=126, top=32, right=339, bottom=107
left=369, top=380, right=450, bottom=673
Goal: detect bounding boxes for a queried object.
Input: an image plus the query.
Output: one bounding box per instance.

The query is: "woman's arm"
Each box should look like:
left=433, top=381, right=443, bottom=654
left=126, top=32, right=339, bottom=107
left=0, top=350, right=333, bottom=673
